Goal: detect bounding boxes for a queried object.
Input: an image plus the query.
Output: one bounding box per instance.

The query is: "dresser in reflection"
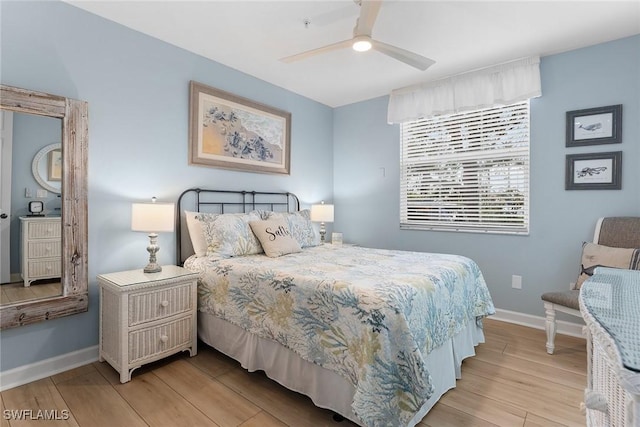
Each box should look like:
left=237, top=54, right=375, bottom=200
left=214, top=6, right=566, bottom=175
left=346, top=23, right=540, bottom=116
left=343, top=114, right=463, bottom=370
left=20, top=216, right=61, bottom=287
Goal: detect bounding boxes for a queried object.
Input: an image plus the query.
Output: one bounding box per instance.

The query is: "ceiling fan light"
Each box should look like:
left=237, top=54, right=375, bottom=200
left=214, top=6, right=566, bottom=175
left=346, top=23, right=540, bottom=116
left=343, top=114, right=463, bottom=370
left=352, top=38, right=372, bottom=52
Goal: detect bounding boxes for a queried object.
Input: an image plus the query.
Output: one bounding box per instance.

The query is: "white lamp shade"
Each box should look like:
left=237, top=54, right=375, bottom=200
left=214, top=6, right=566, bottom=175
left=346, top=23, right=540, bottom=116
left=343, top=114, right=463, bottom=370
left=131, top=202, right=175, bottom=233
left=310, top=203, right=334, bottom=223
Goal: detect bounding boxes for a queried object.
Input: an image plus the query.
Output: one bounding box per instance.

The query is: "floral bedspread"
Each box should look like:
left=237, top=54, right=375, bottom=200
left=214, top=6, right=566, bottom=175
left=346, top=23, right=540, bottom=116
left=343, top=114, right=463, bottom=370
left=185, top=245, right=495, bottom=426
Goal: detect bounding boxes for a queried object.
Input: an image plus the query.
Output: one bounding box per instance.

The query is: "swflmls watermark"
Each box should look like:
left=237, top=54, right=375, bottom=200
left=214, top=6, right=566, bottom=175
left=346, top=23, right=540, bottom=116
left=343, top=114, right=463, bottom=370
left=3, top=409, right=70, bottom=420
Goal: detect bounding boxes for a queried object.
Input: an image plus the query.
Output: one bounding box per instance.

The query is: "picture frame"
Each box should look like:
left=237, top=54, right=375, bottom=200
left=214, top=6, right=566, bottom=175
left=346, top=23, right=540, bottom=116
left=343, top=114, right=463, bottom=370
left=47, top=148, right=62, bottom=181
left=189, top=81, right=291, bottom=175
left=565, top=151, right=622, bottom=190
left=566, top=104, right=622, bottom=147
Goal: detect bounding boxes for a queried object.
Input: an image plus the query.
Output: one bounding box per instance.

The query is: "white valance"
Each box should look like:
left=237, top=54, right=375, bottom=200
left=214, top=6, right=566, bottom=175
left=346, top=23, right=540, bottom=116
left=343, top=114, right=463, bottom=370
left=387, top=56, right=541, bottom=124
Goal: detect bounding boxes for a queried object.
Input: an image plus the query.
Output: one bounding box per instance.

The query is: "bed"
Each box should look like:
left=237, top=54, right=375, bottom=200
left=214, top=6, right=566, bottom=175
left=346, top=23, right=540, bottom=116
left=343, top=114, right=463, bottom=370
left=177, top=188, right=495, bottom=427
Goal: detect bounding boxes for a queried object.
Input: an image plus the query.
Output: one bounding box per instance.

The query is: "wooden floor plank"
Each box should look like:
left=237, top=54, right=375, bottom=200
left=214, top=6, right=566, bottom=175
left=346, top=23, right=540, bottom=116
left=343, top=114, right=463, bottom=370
left=462, top=357, right=584, bottom=408
left=473, top=345, right=586, bottom=390
left=186, top=343, right=239, bottom=378
left=1, top=394, right=11, bottom=427
left=1, top=378, right=79, bottom=427
left=101, top=368, right=218, bottom=427
left=152, top=358, right=260, bottom=427
left=438, top=386, right=526, bottom=426
left=239, top=411, right=288, bottom=427
left=455, top=371, right=585, bottom=426
left=420, top=402, right=502, bottom=427
left=502, top=341, right=587, bottom=375
left=50, top=364, right=97, bottom=385
left=524, top=413, right=570, bottom=427
left=54, top=371, right=146, bottom=427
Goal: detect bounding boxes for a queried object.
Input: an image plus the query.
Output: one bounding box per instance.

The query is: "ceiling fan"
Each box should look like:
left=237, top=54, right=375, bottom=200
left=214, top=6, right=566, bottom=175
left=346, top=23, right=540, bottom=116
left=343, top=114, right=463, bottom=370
left=280, top=0, right=435, bottom=71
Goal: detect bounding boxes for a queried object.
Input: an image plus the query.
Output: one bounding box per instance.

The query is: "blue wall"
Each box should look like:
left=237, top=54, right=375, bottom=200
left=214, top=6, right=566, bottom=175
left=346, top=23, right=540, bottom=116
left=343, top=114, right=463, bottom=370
left=334, top=35, right=640, bottom=317
left=0, top=1, right=333, bottom=372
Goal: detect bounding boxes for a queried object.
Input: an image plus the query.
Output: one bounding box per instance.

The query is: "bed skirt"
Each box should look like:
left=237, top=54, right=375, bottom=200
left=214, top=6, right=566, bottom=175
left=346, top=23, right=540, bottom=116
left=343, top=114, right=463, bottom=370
left=198, top=312, right=485, bottom=426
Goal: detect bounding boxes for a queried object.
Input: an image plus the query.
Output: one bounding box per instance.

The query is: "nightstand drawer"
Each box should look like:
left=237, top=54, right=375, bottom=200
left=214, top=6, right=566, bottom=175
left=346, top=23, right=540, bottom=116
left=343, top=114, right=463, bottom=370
left=27, top=240, right=62, bottom=259
left=27, top=259, right=61, bottom=278
left=128, top=315, right=193, bottom=364
left=128, top=283, right=194, bottom=326
left=27, top=221, right=61, bottom=239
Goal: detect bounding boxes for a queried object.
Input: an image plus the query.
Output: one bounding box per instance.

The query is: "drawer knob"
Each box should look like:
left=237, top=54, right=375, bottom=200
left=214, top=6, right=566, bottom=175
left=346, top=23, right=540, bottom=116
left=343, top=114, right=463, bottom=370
left=160, top=300, right=169, bottom=308
left=160, top=335, right=168, bottom=343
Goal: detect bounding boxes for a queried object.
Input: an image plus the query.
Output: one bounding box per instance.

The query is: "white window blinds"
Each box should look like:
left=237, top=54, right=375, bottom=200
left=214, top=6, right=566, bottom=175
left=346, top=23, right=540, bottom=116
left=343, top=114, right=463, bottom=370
left=400, top=101, right=530, bottom=234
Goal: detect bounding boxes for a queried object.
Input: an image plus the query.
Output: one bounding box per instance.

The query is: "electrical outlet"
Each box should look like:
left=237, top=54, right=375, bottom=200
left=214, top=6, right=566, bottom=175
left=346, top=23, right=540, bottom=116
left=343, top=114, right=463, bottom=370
left=512, top=275, right=522, bottom=289
left=36, top=189, right=48, bottom=198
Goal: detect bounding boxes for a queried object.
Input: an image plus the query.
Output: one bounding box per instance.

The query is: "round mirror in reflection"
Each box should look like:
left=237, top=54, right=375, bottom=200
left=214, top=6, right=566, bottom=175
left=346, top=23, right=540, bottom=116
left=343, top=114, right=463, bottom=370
left=32, top=143, right=62, bottom=194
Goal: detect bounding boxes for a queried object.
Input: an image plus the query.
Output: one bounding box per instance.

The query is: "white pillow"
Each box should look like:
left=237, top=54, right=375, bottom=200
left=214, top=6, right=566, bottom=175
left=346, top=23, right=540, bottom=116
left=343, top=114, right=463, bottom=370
left=185, top=211, right=207, bottom=257
left=249, top=219, right=301, bottom=257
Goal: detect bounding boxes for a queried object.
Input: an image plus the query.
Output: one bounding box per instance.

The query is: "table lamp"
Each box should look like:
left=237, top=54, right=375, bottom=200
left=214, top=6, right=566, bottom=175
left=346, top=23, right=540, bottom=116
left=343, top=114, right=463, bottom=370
left=310, top=201, right=334, bottom=243
left=131, top=197, right=175, bottom=273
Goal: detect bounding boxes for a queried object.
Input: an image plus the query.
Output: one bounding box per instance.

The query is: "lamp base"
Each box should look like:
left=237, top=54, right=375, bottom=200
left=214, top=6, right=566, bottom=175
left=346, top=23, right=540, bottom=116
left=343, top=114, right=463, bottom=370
left=143, top=233, right=162, bottom=274
left=143, top=263, right=162, bottom=274
left=319, top=223, right=327, bottom=244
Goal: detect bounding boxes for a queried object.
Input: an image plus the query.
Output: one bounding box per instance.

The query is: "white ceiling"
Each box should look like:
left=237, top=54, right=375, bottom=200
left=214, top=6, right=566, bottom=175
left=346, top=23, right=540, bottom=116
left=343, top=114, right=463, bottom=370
left=65, top=0, right=640, bottom=107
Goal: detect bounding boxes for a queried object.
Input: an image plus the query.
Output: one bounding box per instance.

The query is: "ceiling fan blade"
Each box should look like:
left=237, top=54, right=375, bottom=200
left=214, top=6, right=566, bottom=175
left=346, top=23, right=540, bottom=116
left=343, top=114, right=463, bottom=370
left=280, top=39, right=353, bottom=63
left=356, top=1, right=382, bottom=36
left=371, top=39, right=435, bottom=71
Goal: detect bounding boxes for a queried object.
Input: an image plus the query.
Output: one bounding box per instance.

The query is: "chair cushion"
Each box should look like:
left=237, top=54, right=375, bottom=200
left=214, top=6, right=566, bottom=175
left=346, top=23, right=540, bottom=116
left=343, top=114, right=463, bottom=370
left=541, top=290, right=580, bottom=310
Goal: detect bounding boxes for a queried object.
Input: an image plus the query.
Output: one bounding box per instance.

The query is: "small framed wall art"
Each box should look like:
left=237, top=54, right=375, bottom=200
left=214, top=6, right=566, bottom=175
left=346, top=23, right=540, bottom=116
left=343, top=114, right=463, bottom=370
left=566, top=104, right=622, bottom=147
left=189, top=81, right=291, bottom=175
left=565, top=151, right=622, bottom=190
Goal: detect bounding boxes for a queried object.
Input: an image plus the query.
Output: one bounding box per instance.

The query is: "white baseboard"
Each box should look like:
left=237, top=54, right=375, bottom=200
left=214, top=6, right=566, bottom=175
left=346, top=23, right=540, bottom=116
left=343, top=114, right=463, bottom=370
left=0, top=345, right=99, bottom=391
left=491, top=307, right=584, bottom=338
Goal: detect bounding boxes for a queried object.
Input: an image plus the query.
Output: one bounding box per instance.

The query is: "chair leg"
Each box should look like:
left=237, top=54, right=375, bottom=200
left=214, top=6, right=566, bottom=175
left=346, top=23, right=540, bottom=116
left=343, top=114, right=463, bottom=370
left=544, top=302, right=557, bottom=354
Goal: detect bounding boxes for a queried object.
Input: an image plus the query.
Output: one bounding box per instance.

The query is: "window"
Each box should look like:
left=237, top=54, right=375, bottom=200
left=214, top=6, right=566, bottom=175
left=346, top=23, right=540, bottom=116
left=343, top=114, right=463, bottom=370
left=400, top=101, right=529, bottom=234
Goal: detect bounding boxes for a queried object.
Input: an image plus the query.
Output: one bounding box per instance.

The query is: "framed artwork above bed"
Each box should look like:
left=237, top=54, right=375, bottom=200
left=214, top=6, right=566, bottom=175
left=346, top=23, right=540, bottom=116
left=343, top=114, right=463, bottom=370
left=189, top=81, right=291, bottom=175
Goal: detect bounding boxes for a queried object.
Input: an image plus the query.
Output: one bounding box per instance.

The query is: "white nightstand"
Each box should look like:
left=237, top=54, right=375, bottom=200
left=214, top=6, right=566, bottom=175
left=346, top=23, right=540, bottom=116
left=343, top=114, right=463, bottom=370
left=97, top=265, right=199, bottom=383
left=20, top=216, right=62, bottom=287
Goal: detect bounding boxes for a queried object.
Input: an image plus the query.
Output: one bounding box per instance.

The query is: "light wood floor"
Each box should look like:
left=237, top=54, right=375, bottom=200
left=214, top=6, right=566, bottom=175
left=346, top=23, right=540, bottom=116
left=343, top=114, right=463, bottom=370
left=0, top=280, right=62, bottom=305
left=0, top=319, right=587, bottom=427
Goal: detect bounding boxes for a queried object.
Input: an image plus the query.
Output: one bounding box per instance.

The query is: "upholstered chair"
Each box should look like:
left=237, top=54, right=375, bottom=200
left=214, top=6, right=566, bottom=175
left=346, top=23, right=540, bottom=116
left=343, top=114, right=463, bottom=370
left=541, top=217, right=640, bottom=354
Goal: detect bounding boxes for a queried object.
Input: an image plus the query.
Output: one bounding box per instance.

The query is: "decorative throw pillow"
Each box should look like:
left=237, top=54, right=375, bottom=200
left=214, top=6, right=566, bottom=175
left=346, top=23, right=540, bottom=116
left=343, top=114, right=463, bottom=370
left=199, top=211, right=264, bottom=257
left=249, top=219, right=302, bottom=257
left=576, top=242, right=640, bottom=288
left=260, top=210, right=320, bottom=248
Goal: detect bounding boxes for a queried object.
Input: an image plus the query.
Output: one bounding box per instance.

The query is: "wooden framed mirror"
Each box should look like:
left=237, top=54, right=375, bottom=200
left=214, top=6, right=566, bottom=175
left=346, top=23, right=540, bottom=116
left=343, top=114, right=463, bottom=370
left=0, top=84, right=88, bottom=329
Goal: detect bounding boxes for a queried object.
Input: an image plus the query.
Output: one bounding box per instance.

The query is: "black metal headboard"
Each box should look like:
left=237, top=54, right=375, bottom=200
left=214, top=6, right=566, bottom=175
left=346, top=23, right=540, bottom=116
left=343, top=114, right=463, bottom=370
left=176, top=188, right=300, bottom=264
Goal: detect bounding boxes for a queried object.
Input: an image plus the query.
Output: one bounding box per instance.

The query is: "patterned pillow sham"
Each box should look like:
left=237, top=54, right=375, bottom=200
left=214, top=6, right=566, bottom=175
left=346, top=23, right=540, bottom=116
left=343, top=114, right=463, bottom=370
left=258, top=209, right=320, bottom=248
left=577, top=242, right=640, bottom=288
left=198, top=211, right=264, bottom=257
left=249, top=219, right=302, bottom=257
